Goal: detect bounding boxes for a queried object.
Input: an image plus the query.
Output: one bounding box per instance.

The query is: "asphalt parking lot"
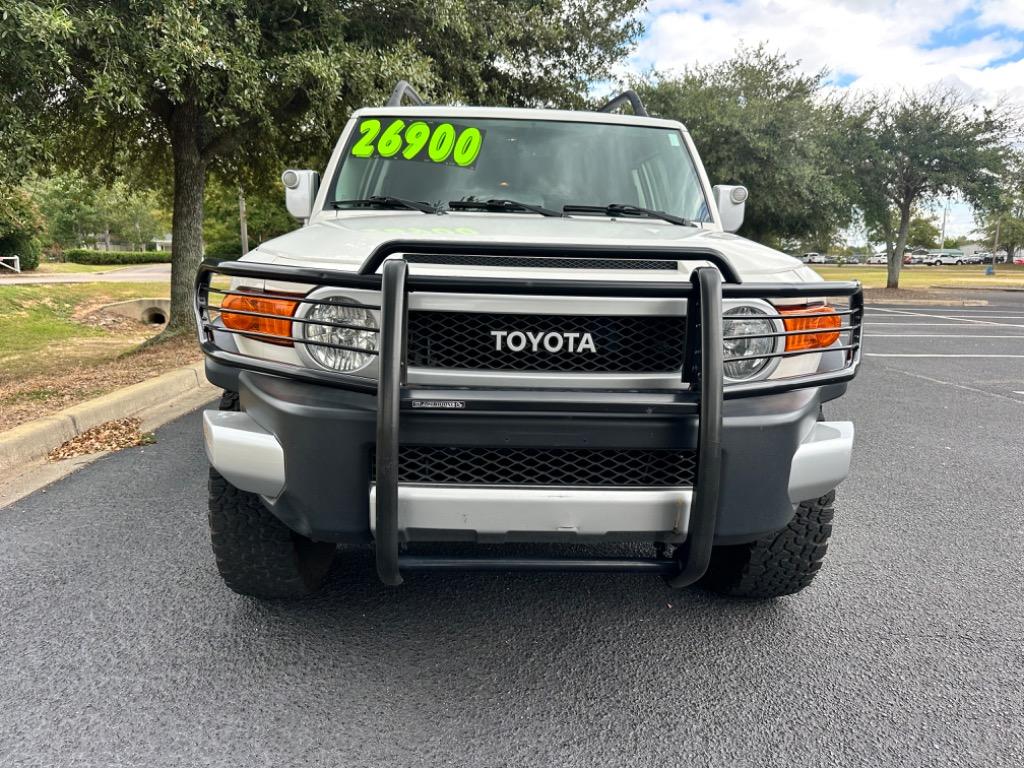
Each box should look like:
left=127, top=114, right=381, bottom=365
left=2, top=293, right=1022, bottom=767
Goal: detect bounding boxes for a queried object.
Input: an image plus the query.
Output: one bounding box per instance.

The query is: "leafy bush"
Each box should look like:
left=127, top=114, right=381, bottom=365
left=1, top=188, right=43, bottom=270
left=0, top=234, right=41, bottom=271
left=65, top=248, right=171, bottom=265
left=204, top=239, right=243, bottom=260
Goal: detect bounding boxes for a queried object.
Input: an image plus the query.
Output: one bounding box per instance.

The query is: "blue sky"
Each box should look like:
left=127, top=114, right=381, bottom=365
left=631, top=1, right=1024, bottom=238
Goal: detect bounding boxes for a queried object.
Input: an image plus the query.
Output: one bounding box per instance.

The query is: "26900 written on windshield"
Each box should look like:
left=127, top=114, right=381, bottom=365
left=350, top=119, right=485, bottom=167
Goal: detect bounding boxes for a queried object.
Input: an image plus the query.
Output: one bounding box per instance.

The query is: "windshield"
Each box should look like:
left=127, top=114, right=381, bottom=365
left=329, top=117, right=711, bottom=222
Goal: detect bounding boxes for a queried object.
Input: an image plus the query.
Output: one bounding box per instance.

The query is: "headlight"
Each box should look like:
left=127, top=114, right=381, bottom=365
left=302, top=298, right=378, bottom=372
left=722, top=306, right=775, bottom=380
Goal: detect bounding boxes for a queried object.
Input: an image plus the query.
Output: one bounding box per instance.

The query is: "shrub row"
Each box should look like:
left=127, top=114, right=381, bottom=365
left=203, top=240, right=243, bottom=260
left=65, top=248, right=172, bottom=265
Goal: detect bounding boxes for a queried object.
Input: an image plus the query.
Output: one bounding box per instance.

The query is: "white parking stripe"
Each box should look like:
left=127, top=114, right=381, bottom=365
left=870, top=308, right=1024, bottom=315
left=883, top=367, right=1024, bottom=405
left=869, top=307, right=1024, bottom=328
left=865, top=322, right=1005, bottom=326
left=866, top=353, right=1024, bottom=358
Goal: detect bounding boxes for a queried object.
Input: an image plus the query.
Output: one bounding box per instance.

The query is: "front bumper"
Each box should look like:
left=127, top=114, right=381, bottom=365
left=196, top=243, right=863, bottom=585
left=203, top=369, right=852, bottom=545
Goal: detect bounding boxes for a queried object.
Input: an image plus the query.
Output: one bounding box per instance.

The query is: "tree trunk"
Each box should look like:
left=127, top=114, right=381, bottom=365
left=889, top=204, right=912, bottom=289
left=164, top=101, right=207, bottom=337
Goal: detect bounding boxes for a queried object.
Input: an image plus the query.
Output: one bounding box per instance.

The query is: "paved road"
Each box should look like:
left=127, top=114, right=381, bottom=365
left=0, top=263, right=170, bottom=284
left=2, top=294, right=1023, bottom=767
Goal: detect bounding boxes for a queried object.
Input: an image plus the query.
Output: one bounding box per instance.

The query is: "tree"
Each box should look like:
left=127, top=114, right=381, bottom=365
left=634, top=48, right=858, bottom=246
left=974, top=150, right=1024, bottom=261
left=906, top=216, right=940, bottom=249
left=15, top=0, right=643, bottom=338
left=204, top=176, right=295, bottom=253
left=27, top=172, right=100, bottom=249
left=29, top=173, right=168, bottom=251
left=0, top=188, right=44, bottom=270
left=853, top=88, right=1011, bottom=288
left=0, top=3, right=72, bottom=185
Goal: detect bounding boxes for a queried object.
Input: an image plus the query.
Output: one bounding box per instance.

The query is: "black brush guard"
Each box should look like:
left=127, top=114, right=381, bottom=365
left=195, top=241, right=863, bottom=586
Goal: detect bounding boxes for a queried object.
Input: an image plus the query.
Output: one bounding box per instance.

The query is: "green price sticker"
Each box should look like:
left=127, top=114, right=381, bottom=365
left=350, top=119, right=484, bottom=168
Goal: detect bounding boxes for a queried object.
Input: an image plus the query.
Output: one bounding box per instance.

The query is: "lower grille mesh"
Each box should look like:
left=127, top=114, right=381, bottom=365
left=372, top=446, right=697, bottom=487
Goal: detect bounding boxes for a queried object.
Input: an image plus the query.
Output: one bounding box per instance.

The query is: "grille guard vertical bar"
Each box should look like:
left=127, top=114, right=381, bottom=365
left=375, top=259, right=409, bottom=586
left=667, top=266, right=723, bottom=587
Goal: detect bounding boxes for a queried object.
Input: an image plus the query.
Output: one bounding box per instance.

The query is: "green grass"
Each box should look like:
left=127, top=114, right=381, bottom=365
left=811, top=264, right=1024, bottom=289
left=0, top=282, right=170, bottom=378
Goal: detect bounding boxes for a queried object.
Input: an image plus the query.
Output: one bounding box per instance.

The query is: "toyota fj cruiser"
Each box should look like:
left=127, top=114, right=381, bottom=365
left=197, top=82, right=862, bottom=599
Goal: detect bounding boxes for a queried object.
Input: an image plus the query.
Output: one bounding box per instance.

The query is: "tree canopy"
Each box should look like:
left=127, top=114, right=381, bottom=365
left=852, top=88, right=1012, bottom=287
left=9, top=0, right=644, bottom=331
left=634, top=48, right=858, bottom=246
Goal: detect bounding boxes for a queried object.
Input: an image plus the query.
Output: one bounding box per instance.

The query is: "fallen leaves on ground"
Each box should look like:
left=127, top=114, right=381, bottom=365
left=0, top=336, right=200, bottom=433
left=48, top=417, right=156, bottom=461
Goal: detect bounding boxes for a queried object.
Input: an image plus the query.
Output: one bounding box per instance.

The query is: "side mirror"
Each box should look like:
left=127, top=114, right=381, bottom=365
left=712, top=184, right=748, bottom=233
left=281, top=169, right=320, bottom=220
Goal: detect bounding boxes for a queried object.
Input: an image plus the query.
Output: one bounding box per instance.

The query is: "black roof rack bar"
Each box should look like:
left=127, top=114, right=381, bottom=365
left=597, top=89, right=649, bottom=117
left=387, top=80, right=426, bottom=107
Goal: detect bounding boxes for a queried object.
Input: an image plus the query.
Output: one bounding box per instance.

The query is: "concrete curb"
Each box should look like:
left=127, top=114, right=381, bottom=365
left=0, top=362, right=212, bottom=473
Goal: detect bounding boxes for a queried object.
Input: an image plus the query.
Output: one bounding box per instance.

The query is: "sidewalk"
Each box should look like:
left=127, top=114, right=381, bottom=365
left=0, top=263, right=171, bottom=284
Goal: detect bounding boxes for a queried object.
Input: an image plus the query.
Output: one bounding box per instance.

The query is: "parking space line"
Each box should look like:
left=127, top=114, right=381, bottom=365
left=869, top=308, right=1024, bottom=314
left=866, top=353, right=1024, bottom=358
left=881, top=367, right=1024, bottom=405
left=865, top=322, right=1006, bottom=326
left=869, top=307, right=1024, bottom=328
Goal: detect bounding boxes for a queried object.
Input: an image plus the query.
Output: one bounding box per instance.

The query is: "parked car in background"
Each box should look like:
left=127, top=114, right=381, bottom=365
left=867, top=254, right=887, bottom=265
left=926, top=249, right=966, bottom=266
left=801, top=252, right=828, bottom=264
left=1014, top=255, right=1024, bottom=265
left=963, top=253, right=984, bottom=265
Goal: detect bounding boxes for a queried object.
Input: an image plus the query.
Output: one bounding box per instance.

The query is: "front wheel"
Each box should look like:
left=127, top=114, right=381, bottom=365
left=207, top=390, right=336, bottom=599
left=698, top=491, right=836, bottom=598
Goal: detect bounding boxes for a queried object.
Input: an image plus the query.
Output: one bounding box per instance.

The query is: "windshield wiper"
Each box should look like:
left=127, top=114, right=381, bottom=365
left=562, top=203, right=695, bottom=227
left=331, top=195, right=443, bottom=214
left=448, top=198, right=564, bottom=217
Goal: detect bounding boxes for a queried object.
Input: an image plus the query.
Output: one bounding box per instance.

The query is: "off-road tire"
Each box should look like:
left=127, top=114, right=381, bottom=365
left=207, top=390, right=336, bottom=598
left=699, top=491, right=836, bottom=598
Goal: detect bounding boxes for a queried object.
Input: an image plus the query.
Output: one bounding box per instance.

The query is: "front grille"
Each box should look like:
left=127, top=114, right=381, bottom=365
left=404, top=254, right=679, bottom=270
left=407, top=311, right=685, bottom=372
left=371, top=446, right=697, bottom=487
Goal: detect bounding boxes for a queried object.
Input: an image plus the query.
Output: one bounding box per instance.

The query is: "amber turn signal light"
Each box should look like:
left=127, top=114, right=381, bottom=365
left=779, top=305, right=841, bottom=351
left=220, top=291, right=301, bottom=345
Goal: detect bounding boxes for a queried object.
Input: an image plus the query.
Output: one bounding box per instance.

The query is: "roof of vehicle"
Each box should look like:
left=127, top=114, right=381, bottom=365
left=351, top=105, right=689, bottom=132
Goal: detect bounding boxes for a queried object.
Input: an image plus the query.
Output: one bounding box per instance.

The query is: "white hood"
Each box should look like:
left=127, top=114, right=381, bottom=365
left=247, top=211, right=821, bottom=284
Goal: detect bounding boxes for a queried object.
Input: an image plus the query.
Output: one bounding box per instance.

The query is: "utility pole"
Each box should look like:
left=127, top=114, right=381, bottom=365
left=239, top=188, right=250, bottom=255
left=940, top=194, right=950, bottom=250
left=992, top=217, right=1000, bottom=276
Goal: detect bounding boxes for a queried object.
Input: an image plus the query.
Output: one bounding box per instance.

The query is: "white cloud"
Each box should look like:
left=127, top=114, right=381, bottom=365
left=635, top=1, right=1024, bottom=104
left=632, top=1, right=1024, bottom=242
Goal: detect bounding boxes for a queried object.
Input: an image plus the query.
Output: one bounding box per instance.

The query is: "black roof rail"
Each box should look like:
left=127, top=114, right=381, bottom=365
left=387, top=80, right=426, bottom=107
left=596, top=89, right=649, bottom=117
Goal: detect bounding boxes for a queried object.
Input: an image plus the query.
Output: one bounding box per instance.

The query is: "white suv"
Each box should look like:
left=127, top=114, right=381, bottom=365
left=196, top=83, right=862, bottom=600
